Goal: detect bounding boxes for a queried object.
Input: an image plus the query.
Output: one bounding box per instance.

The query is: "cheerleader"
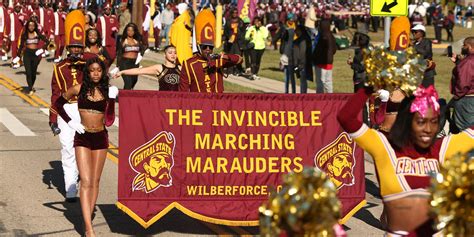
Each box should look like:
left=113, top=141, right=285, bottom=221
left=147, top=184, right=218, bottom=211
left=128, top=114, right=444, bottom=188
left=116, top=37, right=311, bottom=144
left=116, top=22, right=146, bottom=90
left=17, top=19, right=49, bottom=95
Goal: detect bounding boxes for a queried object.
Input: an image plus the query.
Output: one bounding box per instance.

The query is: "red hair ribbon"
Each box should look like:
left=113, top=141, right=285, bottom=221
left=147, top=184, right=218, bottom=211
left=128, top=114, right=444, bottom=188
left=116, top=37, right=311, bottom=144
left=410, top=85, right=440, bottom=117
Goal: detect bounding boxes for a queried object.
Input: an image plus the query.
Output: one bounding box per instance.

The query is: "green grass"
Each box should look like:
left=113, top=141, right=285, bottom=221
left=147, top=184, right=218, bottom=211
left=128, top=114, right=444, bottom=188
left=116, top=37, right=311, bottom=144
left=256, top=26, right=473, bottom=99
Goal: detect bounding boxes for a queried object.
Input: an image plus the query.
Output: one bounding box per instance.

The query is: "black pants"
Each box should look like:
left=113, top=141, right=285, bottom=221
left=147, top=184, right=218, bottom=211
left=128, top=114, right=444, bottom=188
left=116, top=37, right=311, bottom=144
left=23, top=48, right=41, bottom=92
left=445, top=27, right=453, bottom=42
left=250, top=49, right=264, bottom=75
left=119, top=57, right=139, bottom=90
left=434, top=26, right=442, bottom=42
left=243, top=49, right=251, bottom=69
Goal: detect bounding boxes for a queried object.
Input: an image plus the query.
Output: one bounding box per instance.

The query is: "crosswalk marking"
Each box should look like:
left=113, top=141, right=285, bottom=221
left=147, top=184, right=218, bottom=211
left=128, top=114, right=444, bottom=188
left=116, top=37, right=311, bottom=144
left=40, top=108, right=119, bottom=127
left=0, top=108, right=35, bottom=136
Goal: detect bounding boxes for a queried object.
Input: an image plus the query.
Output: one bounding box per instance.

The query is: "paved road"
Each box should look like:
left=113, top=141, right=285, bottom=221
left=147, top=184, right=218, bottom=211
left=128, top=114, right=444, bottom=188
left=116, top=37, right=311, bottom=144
left=0, top=52, right=384, bottom=236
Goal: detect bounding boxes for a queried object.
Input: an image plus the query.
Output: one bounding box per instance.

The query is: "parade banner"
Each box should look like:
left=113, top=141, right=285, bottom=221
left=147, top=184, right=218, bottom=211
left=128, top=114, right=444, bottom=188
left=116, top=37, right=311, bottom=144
left=117, top=91, right=366, bottom=228
left=237, top=0, right=257, bottom=22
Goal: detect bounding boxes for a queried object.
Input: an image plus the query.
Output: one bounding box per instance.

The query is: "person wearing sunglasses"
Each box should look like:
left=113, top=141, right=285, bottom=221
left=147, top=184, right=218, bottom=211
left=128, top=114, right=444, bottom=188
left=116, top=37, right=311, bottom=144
left=179, top=10, right=243, bottom=93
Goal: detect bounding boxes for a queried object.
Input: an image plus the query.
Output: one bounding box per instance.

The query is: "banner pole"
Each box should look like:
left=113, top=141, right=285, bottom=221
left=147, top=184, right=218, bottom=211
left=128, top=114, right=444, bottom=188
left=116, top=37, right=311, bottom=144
left=384, top=17, right=391, bottom=48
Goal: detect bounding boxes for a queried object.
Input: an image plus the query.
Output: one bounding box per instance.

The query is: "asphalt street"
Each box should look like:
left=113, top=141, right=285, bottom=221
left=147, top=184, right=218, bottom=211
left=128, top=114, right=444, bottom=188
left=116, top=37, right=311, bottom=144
left=0, top=52, right=384, bottom=236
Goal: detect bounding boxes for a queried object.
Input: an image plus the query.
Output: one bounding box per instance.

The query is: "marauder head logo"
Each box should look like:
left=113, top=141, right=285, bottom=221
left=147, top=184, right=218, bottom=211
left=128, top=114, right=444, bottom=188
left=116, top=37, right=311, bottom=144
left=314, top=133, right=356, bottom=190
left=129, top=131, right=176, bottom=193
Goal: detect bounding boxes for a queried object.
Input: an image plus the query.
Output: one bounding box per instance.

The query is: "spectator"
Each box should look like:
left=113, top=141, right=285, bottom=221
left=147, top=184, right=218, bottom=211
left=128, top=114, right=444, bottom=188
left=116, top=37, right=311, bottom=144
left=304, top=3, right=317, bottom=39
left=117, top=23, right=146, bottom=90
left=411, top=24, right=436, bottom=87
left=275, top=14, right=297, bottom=93
left=445, top=10, right=455, bottom=42
left=160, top=3, right=174, bottom=48
left=245, top=17, right=269, bottom=80
left=293, top=25, right=312, bottom=94
left=347, top=32, right=370, bottom=92
left=432, top=7, right=444, bottom=44
left=450, top=37, right=474, bottom=131
left=223, top=8, right=245, bottom=75
left=313, top=19, right=337, bottom=93
left=241, top=17, right=252, bottom=74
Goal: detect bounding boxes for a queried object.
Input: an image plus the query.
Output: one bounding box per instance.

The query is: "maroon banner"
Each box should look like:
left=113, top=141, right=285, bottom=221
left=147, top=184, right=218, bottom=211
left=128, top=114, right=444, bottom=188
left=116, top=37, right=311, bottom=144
left=117, top=91, right=366, bottom=228
left=237, top=0, right=257, bottom=22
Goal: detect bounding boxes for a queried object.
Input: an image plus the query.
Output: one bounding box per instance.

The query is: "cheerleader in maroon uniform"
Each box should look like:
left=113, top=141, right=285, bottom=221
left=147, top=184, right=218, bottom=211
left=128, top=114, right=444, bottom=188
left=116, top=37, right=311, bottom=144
left=18, top=19, right=50, bottom=95
left=54, top=57, right=117, bottom=237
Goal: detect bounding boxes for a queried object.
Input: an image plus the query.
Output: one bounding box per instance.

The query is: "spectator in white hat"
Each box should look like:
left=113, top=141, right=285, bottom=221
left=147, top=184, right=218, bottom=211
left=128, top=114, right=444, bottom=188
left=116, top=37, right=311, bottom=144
left=412, top=24, right=436, bottom=87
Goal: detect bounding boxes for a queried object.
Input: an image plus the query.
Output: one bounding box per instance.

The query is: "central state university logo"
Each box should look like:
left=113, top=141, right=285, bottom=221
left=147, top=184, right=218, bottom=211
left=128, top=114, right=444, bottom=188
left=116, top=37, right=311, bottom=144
left=129, top=131, right=176, bottom=193
left=314, top=132, right=356, bottom=190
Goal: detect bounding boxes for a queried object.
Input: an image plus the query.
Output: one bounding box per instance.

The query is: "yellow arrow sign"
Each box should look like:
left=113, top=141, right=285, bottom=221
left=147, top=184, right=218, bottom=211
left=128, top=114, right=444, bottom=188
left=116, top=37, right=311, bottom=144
left=370, top=0, right=408, bottom=16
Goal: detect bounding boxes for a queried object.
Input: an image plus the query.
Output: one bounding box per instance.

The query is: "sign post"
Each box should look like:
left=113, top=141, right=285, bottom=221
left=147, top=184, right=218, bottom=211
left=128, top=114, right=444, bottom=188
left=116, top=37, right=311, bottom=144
left=370, top=0, right=409, bottom=48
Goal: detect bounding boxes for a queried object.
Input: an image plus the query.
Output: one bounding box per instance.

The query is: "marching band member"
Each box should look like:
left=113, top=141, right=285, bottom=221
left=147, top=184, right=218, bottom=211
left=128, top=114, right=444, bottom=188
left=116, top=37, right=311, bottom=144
left=337, top=86, right=473, bottom=236
left=179, top=9, right=242, bottom=93
left=141, top=0, right=151, bottom=50
left=0, top=1, right=8, bottom=61
left=84, top=28, right=111, bottom=67
left=49, top=10, right=87, bottom=203
left=151, top=1, right=162, bottom=51
left=5, top=0, right=26, bottom=68
left=96, top=1, right=118, bottom=62
left=53, top=1, right=67, bottom=62
left=114, top=45, right=180, bottom=91
left=54, top=56, right=117, bottom=237
left=116, top=22, right=146, bottom=90
left=18, top=18, right=49, bottom=95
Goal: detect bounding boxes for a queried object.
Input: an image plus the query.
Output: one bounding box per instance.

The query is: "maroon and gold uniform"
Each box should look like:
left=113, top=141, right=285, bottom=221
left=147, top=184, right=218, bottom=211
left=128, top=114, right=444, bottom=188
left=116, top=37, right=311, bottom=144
left=49, top=58, right=85, bottom=123
left=0, top=2, right=8, bottom=57
left=5, top=2, right=26, bottom=60
left=96, top=12, right=118, bottom=61
left=53, top=4, right=66, bottom=58
left=179, top=54, right=242, bottom=93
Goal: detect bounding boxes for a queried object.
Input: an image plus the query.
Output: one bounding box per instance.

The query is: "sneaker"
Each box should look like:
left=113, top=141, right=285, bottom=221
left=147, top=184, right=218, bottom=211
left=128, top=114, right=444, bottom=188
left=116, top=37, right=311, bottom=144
left=12, top=63, right=20, bottom=69
left=1, top=55, right=7, bottom=61
left=44, top=51, right=50, bottom=57
left=53, top=57, right=62, bottom=63
left=28, top=88, right=36, bottom=96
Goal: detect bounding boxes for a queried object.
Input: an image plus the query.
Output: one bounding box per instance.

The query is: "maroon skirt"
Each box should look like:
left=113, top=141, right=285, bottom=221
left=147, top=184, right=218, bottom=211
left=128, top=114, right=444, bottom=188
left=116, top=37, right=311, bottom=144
left=74, top=130, right=108, bottom=150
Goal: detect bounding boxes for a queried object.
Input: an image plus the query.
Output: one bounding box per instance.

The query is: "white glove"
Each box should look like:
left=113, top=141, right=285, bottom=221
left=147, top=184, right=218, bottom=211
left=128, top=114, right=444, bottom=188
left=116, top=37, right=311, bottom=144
left=67, top=120, right=85, bottom=134
left=135, top=53, right=143, bottom=65
left=108, top=86, right=119, bottom=99
left=111, top=26, right=118, bottom=32
left=12, top=56, right=20, bottom=64
left=35, top=48, right=44, bottom=56
left=109, top=67, right=120, bottom=78
left=377, top=89, right=390, bottom=102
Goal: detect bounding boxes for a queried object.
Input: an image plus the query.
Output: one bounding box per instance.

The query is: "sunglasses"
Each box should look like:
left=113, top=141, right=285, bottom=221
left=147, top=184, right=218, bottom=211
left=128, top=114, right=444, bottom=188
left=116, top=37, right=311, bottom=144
left=200, top=45, right=214, bottom=50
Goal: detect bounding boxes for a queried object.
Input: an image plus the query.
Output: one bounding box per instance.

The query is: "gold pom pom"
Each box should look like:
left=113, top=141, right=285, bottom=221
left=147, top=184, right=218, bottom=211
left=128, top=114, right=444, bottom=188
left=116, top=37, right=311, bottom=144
left=363, top=46, right=427, bottom=95
left=430, top=149, right=474, bottom=236
left=259, top=167, right=341, bottom=236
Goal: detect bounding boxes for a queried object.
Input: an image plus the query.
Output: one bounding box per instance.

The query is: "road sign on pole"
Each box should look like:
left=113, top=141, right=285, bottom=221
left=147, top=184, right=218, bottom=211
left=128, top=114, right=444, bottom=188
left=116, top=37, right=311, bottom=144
left=370, top=0, right=408, bottom=16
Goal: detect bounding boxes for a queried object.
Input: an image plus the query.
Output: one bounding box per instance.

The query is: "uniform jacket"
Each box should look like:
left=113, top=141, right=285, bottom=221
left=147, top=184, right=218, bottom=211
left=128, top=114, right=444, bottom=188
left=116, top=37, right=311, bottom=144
left=53, top=10, right=66, bottom=36
left=179, top=54, right=242, bottom=93
left=49, top=58, right=86, bottom=123
left=97, top=14, right=118, bottom=47
left=5, top=11, right=25, bottom=41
